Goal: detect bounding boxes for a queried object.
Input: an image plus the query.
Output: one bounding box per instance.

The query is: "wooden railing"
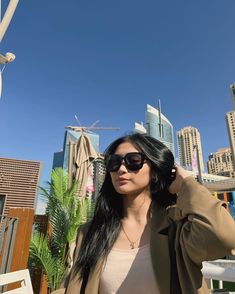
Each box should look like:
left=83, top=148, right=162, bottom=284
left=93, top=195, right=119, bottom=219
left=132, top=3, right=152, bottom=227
left=0, top=208, right=34, bottom=292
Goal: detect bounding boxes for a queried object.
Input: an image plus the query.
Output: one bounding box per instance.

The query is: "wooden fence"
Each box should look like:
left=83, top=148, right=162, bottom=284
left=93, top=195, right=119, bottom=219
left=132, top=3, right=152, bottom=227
left=0, top=207, right=34, bottom=291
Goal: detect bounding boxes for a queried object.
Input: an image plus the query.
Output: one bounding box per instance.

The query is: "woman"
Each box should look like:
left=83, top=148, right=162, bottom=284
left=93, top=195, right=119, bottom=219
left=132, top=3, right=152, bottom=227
left=59, top=133, right=235, bottom=294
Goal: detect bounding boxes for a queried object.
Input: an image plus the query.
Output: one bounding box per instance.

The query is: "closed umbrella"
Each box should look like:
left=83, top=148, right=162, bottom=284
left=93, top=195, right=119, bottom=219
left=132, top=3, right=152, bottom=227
left=75, top=133, right=98, bottom=198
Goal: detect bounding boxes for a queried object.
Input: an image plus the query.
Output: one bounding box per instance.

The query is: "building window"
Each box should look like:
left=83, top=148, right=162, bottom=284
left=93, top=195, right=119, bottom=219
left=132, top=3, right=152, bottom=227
left=0, top=195, right=5, bottom=215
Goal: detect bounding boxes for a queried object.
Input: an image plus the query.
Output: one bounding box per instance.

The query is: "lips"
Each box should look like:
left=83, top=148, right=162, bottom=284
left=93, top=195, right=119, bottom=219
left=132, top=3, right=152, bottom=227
left=117, top=177, right=129, bottom=184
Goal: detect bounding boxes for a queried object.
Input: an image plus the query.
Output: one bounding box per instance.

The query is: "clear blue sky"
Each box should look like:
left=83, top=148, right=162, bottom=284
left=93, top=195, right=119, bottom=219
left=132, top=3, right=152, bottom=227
left=0, top=0, right=235, bottom=189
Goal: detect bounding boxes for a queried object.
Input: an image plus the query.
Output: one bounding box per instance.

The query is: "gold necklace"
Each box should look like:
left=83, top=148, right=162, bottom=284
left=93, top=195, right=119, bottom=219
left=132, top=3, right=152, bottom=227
left=121, top=225, right=141, bottom=249
left=121, top=198, right=151, bottom=249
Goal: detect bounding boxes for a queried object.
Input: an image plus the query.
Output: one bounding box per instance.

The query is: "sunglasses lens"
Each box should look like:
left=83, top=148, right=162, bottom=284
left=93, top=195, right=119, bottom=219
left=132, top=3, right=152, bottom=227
left=106, top=155, right=122, bottom=172
left=106, top=153, right=145, bottom=172
left=125, top=153, right=144, bottom=171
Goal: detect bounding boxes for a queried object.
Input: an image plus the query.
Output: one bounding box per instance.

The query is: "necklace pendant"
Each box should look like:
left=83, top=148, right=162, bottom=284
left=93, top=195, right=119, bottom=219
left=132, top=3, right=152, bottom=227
left=130, top=242, right=135, bottom=249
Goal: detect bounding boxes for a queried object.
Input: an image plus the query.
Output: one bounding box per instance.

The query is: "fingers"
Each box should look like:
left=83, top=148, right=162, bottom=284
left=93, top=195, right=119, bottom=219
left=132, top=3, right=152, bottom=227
left=175, top=165, right=191, bottom=179
left=168, top=165, right=191, bottom=194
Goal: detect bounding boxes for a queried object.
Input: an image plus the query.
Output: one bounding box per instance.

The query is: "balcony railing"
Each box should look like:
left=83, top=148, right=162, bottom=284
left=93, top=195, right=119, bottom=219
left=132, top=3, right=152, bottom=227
left=202, top=259, right=235, bottom=292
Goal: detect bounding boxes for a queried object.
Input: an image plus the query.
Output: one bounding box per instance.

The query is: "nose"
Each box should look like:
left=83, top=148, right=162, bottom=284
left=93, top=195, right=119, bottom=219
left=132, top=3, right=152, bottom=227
left=117, top=160, right=128, bottom=173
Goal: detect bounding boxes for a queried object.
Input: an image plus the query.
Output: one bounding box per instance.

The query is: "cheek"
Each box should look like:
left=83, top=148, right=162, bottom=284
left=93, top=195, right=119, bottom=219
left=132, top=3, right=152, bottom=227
left=110, top=173, right=116, bottom=186
left=138, top=174, right=151, bottom=187
left=141, top=166, right=152, bottom=183
left=134, top=169, right=151, bottom=187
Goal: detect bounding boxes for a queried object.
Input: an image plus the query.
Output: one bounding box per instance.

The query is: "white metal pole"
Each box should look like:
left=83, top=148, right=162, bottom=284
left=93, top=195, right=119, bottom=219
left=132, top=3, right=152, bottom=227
left=0, top=0, right=20, bottom=42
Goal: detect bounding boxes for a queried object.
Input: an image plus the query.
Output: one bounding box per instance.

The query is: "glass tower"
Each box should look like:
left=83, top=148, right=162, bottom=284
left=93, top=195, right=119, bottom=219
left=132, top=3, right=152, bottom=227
left=52, top=129, right=99, bottom=172
left=134, top=122, right=147, bottom=134
left=145, top=102, right=175, bottom=155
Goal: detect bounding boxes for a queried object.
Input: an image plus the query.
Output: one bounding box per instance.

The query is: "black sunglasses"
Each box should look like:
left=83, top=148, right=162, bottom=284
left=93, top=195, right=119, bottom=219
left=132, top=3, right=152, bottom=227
left=105, top=152, right=147, bottom=172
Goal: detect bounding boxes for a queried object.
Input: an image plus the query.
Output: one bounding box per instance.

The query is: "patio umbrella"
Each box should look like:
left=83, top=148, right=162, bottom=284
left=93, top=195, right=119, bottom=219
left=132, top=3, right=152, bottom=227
left=74, top=133, right=98, bottom=198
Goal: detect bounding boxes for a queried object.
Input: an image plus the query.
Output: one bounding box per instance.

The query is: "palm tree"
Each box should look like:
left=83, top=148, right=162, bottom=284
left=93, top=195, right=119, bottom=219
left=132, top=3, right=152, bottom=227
left=29, top=167, right=94, bottom=292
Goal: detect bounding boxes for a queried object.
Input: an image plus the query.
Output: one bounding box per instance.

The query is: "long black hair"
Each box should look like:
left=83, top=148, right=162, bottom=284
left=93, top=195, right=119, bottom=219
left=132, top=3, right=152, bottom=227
left=75, top=133, right=176, bottom=278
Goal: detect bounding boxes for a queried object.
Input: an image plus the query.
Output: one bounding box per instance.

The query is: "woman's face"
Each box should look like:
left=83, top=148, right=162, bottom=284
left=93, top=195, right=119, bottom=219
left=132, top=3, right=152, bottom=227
left=109, top=142, right=152, bottom=196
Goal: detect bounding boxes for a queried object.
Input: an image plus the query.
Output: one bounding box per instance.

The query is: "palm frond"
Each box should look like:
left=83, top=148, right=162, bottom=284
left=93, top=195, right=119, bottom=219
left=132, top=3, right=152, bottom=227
left=62, top=180, right=79, bottom=211
left=51, top=168, right=68, bottom=203
left=38, top=185, right=51, bottom=202
left=67, top=197, right=95, bottom=242
left=29, top=231, right=65, bottom=290
left=49, top=206, right=71, bottom=257
left=35, top=167, right=96, bottom=291
left=52, top=259, right=67, bottom=290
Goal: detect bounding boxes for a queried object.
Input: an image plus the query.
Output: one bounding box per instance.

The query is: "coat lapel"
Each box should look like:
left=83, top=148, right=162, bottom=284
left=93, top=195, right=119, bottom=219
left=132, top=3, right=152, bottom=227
left=85, top=258, right=104, bottom=294
left=150, top=203, right=171, bottom=294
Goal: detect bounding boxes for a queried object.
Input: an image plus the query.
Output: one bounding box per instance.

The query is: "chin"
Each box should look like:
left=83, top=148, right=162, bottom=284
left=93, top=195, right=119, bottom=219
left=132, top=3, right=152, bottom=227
left=114, top=187, right=142, bottom=196
left=113, top=185, right=131, bottom=195
left=115, top=188, right=130, bottom=194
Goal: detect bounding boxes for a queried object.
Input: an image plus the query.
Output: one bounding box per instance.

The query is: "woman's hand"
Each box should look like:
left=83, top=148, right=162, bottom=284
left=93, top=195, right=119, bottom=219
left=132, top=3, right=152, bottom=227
left=168, top=165, right=191, bottom=194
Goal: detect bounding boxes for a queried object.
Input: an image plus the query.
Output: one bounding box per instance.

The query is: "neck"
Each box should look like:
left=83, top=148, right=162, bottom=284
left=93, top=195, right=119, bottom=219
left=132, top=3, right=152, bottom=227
left=122, top=191, right=152, bottom=223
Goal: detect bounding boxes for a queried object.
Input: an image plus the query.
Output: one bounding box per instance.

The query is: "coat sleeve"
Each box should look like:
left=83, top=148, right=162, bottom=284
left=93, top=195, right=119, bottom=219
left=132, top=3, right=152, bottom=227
left=175, top=177, right=235, bottom=264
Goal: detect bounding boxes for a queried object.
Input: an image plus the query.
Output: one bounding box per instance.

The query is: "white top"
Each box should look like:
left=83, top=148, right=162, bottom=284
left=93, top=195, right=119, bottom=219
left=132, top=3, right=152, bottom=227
left=99, top=244, right=160, bottom=294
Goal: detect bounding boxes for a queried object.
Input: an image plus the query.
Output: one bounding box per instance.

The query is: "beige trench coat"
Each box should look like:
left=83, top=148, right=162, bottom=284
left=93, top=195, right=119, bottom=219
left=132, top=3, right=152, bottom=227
left=53, top=177, right=235, bottom=294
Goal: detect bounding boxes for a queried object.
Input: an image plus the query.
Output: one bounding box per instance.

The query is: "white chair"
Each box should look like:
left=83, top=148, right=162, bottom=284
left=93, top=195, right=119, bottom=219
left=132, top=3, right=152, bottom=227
left=0, top=269, right=33, bottom=294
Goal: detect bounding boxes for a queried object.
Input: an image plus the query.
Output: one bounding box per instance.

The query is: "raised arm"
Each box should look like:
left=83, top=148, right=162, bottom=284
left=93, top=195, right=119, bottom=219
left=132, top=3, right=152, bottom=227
left=169, top=166, right=235, bottom=264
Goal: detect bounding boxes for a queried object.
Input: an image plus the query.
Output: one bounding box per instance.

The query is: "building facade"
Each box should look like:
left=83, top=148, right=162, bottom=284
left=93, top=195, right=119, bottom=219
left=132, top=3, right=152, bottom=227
left=230, top=83, right=235, bottom=110
left=177, top=126, right=204, bottom=172
left=145, top=102, right=175, bottom=155
left=93, top=155, right=106, bottom=194
left=187, top=170, right=230, bottom=183
left=134, top=122, right=147, bottom=134
left=0, top=157, right=41, bottom=215
left=207, top=147, right=235, bottom=178
left=52, top=128, right=100, bottom=172
left=53, top=128, right=102, bottom=198
left=226, top=111, right=235, bottom=168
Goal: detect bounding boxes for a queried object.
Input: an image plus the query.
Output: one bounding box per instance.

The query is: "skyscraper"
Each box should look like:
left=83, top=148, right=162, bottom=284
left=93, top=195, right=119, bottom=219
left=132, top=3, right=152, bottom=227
left=52, top=128, right=99, bottom=172
left=177, top=126, right=204, bottom=172
left=207, top=147, right=235, bottom=178
left=230, top=83, right=235, bottom=110
left=145, top=101, right=175, bottom=155
left=134, top=122, right=147, bottom=134
left=226, top=111, right=235, bottom=168
left=53, top=128, right=101, bottom=198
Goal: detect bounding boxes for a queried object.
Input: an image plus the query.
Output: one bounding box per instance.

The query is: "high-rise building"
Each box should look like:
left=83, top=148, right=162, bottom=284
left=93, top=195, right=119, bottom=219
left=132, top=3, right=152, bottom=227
left=134, top=122, right=147, bottom=134
left=0, top=157, right=41, bottom=215
left=93, top=155, right=106, bottom=193
left=230, top=83, right=235, bottom=110
left=177, top=126, right=204, bottom=172
left=145, top=101, right=175, bottom=155
left=52, top=128, right=99, bottom=172
left=207, top=147, right=235, bottom=178
left=53, top=128, right=101, bottom=198
left=226, top=111, right=235, bottom=167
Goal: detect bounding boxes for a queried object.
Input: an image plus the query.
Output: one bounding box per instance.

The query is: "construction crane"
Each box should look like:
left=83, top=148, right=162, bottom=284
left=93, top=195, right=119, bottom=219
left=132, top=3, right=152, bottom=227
left=65, top=116, right=120, bottom=133
left=66, top=116, right=120, bottom=190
